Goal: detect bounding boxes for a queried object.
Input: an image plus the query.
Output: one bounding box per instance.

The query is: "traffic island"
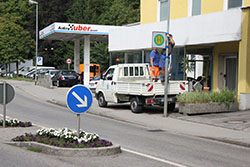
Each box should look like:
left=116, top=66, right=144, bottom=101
left=9, top=127, right=121, bottom=156
left=7, top=141, right=121, bottom=156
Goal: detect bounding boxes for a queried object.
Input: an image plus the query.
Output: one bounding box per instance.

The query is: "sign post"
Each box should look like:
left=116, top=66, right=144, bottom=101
left=3, top=82, right=6, bottom=128
left=66, top=85, right=93, bottom=137
left=0, top=81, right=15, bottom=128
left=163, top=0, right=171, bottom=117
left=66, top=58, right=72, bottom=70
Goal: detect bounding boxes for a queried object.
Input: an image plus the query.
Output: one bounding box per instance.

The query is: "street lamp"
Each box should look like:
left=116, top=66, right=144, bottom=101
left=29, top=0, right=38, bottom=83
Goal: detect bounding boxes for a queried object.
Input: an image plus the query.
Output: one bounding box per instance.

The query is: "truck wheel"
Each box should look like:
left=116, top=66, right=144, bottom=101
left=98, top=93, right=107, bottom=107
left=130, top=97, right=143, bottom=113
left=168, top=103, right=176, bottom=111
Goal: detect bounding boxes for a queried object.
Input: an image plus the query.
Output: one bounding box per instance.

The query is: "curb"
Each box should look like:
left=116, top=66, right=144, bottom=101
left=7, top=141, right=121, bottom=156
left=200, top=136, right=250, bottom=148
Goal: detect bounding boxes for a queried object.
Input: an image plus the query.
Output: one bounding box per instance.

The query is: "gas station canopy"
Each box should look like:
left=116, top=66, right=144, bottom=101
left=39, top=22, right=120, bottom=87
left=39, top=22, right=120, bottom=41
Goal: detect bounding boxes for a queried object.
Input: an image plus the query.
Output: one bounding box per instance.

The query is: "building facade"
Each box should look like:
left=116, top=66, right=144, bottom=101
left=109, top=0, right=250, bottom=110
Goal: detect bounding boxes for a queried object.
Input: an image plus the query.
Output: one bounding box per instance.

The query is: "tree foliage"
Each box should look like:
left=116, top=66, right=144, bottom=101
left=0, top=14, right=34, bottom=66
left=63, top=0, right=140, bottom=71
left=0, top=0, right=140, bottom=72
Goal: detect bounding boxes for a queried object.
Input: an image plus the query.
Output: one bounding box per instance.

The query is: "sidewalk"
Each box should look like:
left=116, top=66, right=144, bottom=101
left=2, top=79, right=250, bottom=147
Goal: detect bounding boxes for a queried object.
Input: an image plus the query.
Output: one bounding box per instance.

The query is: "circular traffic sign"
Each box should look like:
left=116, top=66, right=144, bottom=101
left=66, top=58, right=72, bottom=64
left=0, top=83, right=15, bottom=104
left=66, top=85, right=93, bottom=114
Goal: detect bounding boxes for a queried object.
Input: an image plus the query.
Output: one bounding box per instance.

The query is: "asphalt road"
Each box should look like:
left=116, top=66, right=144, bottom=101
left=3, top=87, right=250, bottom=167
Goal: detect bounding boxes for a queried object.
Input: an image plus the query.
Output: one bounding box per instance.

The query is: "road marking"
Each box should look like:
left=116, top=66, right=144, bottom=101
left=72, top=91, right=87, bottom=107
left=122, top=148, right=188, bottom=167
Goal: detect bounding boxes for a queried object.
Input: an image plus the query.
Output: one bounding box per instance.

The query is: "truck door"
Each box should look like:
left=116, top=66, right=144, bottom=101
left=102, top=68, right=115, bottom=101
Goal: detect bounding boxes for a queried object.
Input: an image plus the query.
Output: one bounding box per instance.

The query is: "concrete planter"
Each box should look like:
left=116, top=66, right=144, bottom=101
left=178, top=102, right=238, bottom=115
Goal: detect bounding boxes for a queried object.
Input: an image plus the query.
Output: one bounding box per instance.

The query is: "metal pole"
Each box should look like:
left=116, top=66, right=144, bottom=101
left=35, top=3, right=38, bottom=84
left=68, top=64, right=70, bottom=70
left=77, top=114, right=80, bottom=137
left=163, top=0, right=171, bottom=117
left=3, top=81, right=6, bottom=128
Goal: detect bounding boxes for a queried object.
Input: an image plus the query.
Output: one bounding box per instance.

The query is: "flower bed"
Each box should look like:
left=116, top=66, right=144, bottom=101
left=0, top=118, right=32, bottom=127
left=12, top=128, right=112, bottom=148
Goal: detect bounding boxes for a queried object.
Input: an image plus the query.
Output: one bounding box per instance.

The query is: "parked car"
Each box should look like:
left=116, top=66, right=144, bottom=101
left=51, top=70, right=80, bottom=87
left=89, top=74, right=101, bottom=92
left=45, top=69, right=59, bottom=78
left=25, top=66, right=55, bottom=79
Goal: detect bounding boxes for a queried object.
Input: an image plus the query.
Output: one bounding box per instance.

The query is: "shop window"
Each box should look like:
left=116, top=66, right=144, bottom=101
left=171, top=47, right=185, bottom=80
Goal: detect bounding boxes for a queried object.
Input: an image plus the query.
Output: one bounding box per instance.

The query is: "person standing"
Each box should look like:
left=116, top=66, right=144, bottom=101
left=150, top=48, right=160, bottom=82
left=159, top=34, right=175, bottom=81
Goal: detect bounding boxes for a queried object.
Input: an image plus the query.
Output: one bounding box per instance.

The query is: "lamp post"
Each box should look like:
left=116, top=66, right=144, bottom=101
left=29, top=0, right=38, bottom=83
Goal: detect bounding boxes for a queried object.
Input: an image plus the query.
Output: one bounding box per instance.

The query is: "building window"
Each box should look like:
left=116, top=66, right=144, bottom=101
left=228, top=0, right=242, bottom=9
left=192, top=0, right=201, bottom=16
left=160, top=0, right=169, bottom=21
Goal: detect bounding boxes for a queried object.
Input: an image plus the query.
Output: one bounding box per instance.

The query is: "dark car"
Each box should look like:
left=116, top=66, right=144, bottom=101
left=52, top=70, right=80, bottom=87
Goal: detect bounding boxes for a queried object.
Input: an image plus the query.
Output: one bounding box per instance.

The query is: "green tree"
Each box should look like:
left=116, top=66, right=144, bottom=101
left=0, top=14, right=35, bottom=75
left=99, top=0, right=140, bottom=26
left=64, top=0, right=140, bottom=71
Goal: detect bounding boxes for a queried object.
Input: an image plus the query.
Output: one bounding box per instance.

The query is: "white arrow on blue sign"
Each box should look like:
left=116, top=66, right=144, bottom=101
left=66, top=85, right=93, bottom=114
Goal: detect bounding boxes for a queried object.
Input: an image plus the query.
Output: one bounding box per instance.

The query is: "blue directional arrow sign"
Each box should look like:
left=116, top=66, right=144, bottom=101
left=66, top=85, right=93, bottom=114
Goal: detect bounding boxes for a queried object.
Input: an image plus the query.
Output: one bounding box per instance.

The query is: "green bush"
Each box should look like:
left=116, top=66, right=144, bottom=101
left=177, top=91, right=211, bottom=104
left=177, top=89, right=236, bottom=104
left=210, top=89, right=236, bottom=104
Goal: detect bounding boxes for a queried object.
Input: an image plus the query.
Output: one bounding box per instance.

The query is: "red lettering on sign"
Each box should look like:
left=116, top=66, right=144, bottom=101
left=73, top=25, right=91, bottom=31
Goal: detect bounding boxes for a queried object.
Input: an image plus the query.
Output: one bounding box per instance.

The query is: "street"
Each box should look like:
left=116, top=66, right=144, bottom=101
left=1, top=82, right=250, bottom=167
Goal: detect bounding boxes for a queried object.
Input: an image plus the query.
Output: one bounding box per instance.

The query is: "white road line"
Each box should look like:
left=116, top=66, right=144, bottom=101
left=122, top=148, right=188, bottom=167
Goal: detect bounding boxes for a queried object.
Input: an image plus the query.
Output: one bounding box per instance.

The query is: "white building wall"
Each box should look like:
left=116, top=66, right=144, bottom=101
left=109, top=8, right=242, bottom=51
left=109, top=21, right=168, bottom=52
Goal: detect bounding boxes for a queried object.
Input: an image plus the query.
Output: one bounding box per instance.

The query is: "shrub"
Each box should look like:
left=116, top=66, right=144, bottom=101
left=177, top=89, right=236, bottom=104
left=210, top=89, right=236, bottom=104
left=177, top=91, right=211, bottom=104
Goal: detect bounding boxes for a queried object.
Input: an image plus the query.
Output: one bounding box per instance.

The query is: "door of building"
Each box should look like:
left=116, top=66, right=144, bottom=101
left=224, top=56, right=237, bottom=91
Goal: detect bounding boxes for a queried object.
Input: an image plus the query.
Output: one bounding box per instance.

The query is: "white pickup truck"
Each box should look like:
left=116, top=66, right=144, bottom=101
left=95, top=63, right=188, bottom=113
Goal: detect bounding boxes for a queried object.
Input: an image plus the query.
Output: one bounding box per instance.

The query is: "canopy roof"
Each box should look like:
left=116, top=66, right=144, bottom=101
left=39, top=22, right=120, bottom=42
